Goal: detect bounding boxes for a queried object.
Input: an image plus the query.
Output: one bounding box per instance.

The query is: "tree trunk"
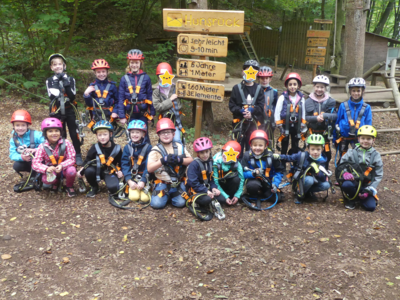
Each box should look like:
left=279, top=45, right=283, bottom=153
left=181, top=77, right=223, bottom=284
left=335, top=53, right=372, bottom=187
left=63, top=0, right=79, bottom=56
left=390, top=0, right=400, bottom=45
left=330, top=0, right=345, bottom=74
left=367, top=0, right=375, bottom=31
left=54, top=0, right=62, bottom=52
left=321, top=0, right=326, bottom=20
left=342, top=0, right=367, bottom=78
left=373, top=0, right=394, bottom=34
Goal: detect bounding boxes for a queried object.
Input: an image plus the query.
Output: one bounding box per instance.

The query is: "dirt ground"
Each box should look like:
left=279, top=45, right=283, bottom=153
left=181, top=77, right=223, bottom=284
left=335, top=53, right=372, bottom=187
left=1, top=70, right=400, bottom=299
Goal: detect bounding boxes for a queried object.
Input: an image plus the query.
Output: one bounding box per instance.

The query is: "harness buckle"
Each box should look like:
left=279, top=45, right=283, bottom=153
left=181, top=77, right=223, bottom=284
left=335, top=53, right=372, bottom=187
left=289, top=116, right=297, bottom=122
left=170, top=178, right=180, bottom=188
left=17, top=145, right=27, bottom=154
left=134, top=174, right=142, bottom=183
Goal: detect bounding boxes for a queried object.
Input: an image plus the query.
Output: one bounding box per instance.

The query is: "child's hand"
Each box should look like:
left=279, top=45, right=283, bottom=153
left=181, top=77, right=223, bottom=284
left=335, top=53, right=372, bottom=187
left=231, top=196, right=239, bottom=205
left=317, top=114, right=324, bottom=122
left=55, top=165, right=63, bottom=173
left=21, top=153, right=31, bottom=162
left=170, top=94, right=178, bottom=101
left=84, top=86, right=95, bottom=96
left=77, top=168, right=84, bottom=178
left=273, top=154, right=281, bottom=160
left=271, top=184, right=278, bottom=193
left=137, top=181, right=145, bottom=190
left=116, top=171, right=123, bottom=179
left=128, top=180, right=137, bottom=190
left=207, top=190, right=214, bottom=199
left=111, top=113, right=118, bottom=119
left=47, top=166, right=56, bottom=173
left=243, top=110, right=252, bottom=119
left=226, top=198, right=232, bottom=205
left=25, top=148, right=36, bottom=154
left=119, top=118, right=127, bottom=125
left=212, top=188, right=220, bottom=196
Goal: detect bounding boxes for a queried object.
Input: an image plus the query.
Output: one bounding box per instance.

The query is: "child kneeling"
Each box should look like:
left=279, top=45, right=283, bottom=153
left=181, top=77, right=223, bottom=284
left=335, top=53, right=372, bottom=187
left=242, top=130, right=284, bottom=204
left=121, top=120, right=152, bottom=203
left=147, top=118, right=193, bottom=209
left=337, top=125, right=382, bottom=211
left=32, top=118, right=77, bottom=197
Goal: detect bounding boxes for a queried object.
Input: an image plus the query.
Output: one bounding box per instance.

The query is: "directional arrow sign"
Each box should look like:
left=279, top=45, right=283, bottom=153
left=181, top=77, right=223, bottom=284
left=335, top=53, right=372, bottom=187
left=177, top=34, right=228, bottom=57
left=176, top=58, right=226, bottom=81
left=306, top=47, right=326, bottom=56
left=307, top=38, right=328, bottom=47
left=176, top=80, right=225, bottom=102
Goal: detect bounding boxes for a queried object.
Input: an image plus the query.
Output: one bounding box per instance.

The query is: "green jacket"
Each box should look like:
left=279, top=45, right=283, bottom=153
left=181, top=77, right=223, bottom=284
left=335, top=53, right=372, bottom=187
left=212, top=152, right=244, bottom=199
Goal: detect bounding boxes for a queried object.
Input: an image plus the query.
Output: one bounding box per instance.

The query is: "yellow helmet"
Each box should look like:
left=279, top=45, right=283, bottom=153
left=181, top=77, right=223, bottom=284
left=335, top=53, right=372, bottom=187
left=357, top=125, right=377, bottom=138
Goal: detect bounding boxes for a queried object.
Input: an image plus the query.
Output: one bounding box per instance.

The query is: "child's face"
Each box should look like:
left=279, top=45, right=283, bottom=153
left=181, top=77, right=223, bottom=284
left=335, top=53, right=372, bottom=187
left=309, top=145, right=323, bottom=159
left=251, top=139, right=267, bottom=156
left=198, top=149, right=211, bottom=161
left=129, top=60, right=141, bottom=73
left=50, top=58, right=65, bottom=74
left=130, top=129, right=145, bottom=143
left=350, top=87, right=363, bottom=101
left=287, top=79, right=299, bottom=94
left=314, top=83, right=326, bottom=96
left=358, top=135, right=375, bottom=149
left=158, top=130, right=174, bottom=144
left=259, top=76, right=272, bottom=86
left=13, top=121, right=28, bottom=137
left=46, top=128, right=61, bottom=143
left=96, top=129, right=111, bottom=144
left=95, top=69, right=108, bottom=81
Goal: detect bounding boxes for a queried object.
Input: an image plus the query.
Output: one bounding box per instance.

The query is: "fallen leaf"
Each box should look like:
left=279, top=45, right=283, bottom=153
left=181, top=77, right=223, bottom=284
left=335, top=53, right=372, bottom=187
left=306, top=217, right=311, bottom=220
left=334, top=235, right=341, bottom=238
left=319, top=238, right=329, bottom=242
left=377, top=250, right=381, bottom=255
left=122, top=226, right=128, bottom=230
left=1, top=254, right=11, bottom=260
left=9, top=217, right=16, bottom=221
left=134, top=277, right=140, bottom=280
left=159, top=265, right=163, bottom=268
left=75, top=224, right=80, bottom=228
left=168, top=250, right=173, bottom=255
left=308, top=230, right=316, bottom=233
left=300, top=263, right=306, bottom=268
left=62, top=257, right=69, bottom=264
left=395, top=275, right=400, bottom=280
left=146, top=267, right=151, bottom=270
left=119, top=251, right=124, bottom=254
left=59, top=292, right=69, bottom=296
left=179, top=257, right=183, bottom=261
left=207, top=269, right=215, bottom=274
left=191, top=292, right=197, bottom=296
left=387, top=282, right=394, bottom=286
left=122, top=234, right=128, bottom=242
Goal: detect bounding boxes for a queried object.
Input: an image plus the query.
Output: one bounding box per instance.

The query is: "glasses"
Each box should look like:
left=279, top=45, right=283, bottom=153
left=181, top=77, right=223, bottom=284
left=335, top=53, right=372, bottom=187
left=159, top=131, right=174, bottom=135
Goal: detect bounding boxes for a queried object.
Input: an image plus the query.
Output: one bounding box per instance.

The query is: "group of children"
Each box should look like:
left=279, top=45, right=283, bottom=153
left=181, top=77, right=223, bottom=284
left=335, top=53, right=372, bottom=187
left=8, top=52, right=384, bottom=219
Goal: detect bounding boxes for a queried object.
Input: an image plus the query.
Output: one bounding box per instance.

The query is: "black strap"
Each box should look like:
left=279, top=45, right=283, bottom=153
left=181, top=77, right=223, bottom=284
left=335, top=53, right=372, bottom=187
left=59, top=80, right=66, bottom=116
left=239, top=84, right=261, bottom=107
left=293, top=151, right=306, bottom=181
left=43, top=139, right=66, bottom=166
left=94, top=143, right=121, bottom=182
left=285, top=102, right=290, bottom=135
left=125, top=74, right=145, bottom=101
left=344, top=101, right=368, bottom=135
left=94, top=83, right=111, bottom=106
left=194, top=158, right=213, bottom=186
left=296, top=102, right=303, bottom=138
left=263, top=89, right=274, bottom=123
left=129, top=143, right=151, bottom=174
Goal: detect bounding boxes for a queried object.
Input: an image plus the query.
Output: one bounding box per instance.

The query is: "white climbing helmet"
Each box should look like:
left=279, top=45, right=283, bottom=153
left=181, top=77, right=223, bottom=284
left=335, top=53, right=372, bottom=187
left=348, top=77, right=366, bottom=89
left=313, top=75, right=330, bottom=86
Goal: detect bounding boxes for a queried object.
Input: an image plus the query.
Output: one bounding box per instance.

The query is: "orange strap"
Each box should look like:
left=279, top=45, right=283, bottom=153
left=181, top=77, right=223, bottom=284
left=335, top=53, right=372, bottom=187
left=58, top=156, right=64, bottom=165
left=325, top=143, right=330, bottom=152
left=278, top=135, right=286, bottom=142
left=276, top=119, right=284, bottom=125
left=233, top=119, right=241, bottom=123
left=201, top=170, right=207, bottom=181
left=313, top=112, right=318, bottom=116
left=99, top=154, right=106, bottom=164
left=364, top=167, right=373, bottom=177
left=49, top=155, right=57, bottom=166
left=106, top=157, right=114, bottom=167
left=264, top=168, right=270, bottom=178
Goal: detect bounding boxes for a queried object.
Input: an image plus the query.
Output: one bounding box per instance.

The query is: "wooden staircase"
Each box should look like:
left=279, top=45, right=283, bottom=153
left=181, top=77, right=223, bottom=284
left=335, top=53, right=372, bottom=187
left=240, top=32, right=259, bottom=62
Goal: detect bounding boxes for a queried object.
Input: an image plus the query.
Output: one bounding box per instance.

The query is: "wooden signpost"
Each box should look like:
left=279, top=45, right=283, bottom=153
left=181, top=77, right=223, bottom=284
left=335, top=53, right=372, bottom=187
left=313, top=19, right=333, bottom=24
left=176, top=58, right=226, bottom=81
left=306, top=47, right=326, bottom=56
left=176, top=80, right=225, bottom=102
left=307, top=38, right=328, bottom=47
left=306, top=30, right=331, bottom=38
left=305, top=56, right=325, bottom=65
left=306, top=30, right=330, bottom=79
left=177, top=34, right=228, bottom=57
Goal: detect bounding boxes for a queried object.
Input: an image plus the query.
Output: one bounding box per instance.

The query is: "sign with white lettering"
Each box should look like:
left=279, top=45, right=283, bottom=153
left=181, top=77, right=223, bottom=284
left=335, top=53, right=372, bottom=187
left=177, top=34, right=228, bottom=57
left=176, top=58, right=226, bottom=81
left=163, top=9, right=244, bottom=34
left=176, top=80, right=224, bottom=102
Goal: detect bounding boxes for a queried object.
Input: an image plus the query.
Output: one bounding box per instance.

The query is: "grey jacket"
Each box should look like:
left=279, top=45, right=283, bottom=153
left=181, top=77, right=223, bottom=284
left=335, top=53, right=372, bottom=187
left=305, top=96, right=337, bottom=131
left=152, top=84, right=182, bottom=114
left=341, top=145, right=383, bottom=190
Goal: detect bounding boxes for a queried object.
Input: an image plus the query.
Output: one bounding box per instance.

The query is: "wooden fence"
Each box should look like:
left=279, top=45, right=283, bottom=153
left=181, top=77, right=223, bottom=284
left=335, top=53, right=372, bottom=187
left=250, top=21, right=334, bottom=69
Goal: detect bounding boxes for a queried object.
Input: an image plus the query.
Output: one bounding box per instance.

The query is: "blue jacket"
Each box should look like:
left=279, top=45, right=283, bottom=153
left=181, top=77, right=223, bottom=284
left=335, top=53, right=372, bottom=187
left=9, top=130, right=45, bottom=161
left=334, top=98, right=372, bottom=140
left=83, top=78, right=118, bottom=109
left=117, top=71, right=155, bottom=120
left=121, top=140, right=152, bottom=183
left=242, top=150, right=284, bottom=187
left=280, top=151, right=327, bottom=182
left=186, top=158, right=217, bottom=194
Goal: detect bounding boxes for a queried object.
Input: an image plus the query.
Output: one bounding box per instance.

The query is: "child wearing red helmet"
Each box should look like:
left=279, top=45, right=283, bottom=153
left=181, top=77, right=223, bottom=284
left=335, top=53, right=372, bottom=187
left=212, top=140, right=244, bottom=205
left=153, top=62, right=184, bottom=144
left=32, top=118, right=77, bottom=197
left=83, top=59, right=119, bottom=126
left=241, top=130, right=285, bottom=206
left=274, top=72, right=307, bottom=155
left=147, top=118, right=193, bottom=209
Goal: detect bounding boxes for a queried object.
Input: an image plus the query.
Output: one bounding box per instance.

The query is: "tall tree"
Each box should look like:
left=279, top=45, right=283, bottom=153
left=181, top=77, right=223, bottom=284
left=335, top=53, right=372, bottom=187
left=373, top=0, right=395, bottom=34
left=390, top=0, right=400, bottom=45
left=330, top=0, right=345, bottom=74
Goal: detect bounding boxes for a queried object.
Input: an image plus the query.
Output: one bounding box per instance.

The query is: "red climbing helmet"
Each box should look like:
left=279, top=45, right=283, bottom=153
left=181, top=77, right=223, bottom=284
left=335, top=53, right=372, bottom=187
left=127, top=49, right=144, bottom=60
left=285, top=72, right=302, bottom=88
left=91, top=59, right=110, bottom=70
left=222, top=141, right=241, bottom=163
left=258, top=66, right=273, bottom=77
left=193, top=137, right=213, bottom=152
left=11, top=110, right=32, bottom=125
left=156, top=62, right=173, bottom=75
left=156, top=118, right=176, bottom=133
left=222, top=141, right=241, bottom=153
left=249, top=130, right=269, bottom=145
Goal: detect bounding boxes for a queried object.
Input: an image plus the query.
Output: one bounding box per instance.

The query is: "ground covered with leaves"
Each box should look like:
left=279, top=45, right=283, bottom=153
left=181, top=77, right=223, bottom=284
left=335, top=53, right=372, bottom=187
left=1, top=82, right=400, bottom=300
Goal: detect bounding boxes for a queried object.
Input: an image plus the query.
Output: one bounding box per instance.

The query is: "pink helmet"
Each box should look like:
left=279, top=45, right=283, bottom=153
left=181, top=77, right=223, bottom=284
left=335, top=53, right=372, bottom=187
left=41, top=118, right=63, bottom=131
left=193, top=137, right=213, bottom=152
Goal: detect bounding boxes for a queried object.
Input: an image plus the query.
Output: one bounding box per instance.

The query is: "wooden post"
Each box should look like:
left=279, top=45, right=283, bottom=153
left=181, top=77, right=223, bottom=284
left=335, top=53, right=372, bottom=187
left=274, top=55, right=278, bottom=73
left=388, top=58, right=400, bottom=119
left=362, top=61, right=385, bottom=79
left=312, top=64, right=317, bottom=80
left=280, top=63, right=290, bottom=80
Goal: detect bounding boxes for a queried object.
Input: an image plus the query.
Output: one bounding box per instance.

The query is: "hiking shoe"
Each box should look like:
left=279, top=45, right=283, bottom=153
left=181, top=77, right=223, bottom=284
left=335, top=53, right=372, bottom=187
left=334, top=181, right=340, bottom=187
left=305, top=192, right=318, bottom=201
left=294, top=196, right=303, bottom=204
left=65, top=187, right=77, bottom=197
left=86, top=186, right=99, bottom=198
left=76, top=154, right=84, bottom=166
left=345, top=201, right=356, bottom=210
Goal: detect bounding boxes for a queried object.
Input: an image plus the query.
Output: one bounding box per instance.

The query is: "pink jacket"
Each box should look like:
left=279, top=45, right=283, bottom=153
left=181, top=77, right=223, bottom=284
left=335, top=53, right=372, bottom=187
left=32, top=139, right=76, bottom=174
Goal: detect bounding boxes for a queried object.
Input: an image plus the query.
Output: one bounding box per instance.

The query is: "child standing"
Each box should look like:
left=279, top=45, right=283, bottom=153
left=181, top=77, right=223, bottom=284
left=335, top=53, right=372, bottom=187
left=78, top=121, right=123, bottom=197
left=336, top=125, right=382, bottom=211
left=46, top=53, right=83, bottom=165
left=32, top=118, right=77, bottom=197
left=334, top=78, right=372, bottom=158
left=117, top=49, right=155, bottom=142
left=212, top=140, right=244, bottom=205
left=274, top=73, right=307, bottom=155
left=305, top=75, right=337, bottom=168
left=83, top=59, right=119, bottom=126
left=229, top=60, right=265, bottom=155
left=153, top=62, right=184, bottom=144
left=147, top=118, right=193, bottom=209
left=9, top=110, right=44, bottom=191
left=121, top=120, right=152, bottom=203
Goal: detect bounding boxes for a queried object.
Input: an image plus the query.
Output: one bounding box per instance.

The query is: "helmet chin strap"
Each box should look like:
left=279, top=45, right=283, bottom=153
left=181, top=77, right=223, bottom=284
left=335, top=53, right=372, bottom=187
left=350, top=97, right=362, bottom=102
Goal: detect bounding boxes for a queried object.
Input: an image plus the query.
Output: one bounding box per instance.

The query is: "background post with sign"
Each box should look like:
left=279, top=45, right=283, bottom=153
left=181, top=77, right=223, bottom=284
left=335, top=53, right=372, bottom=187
left=305, top=29, right=330, bottom=79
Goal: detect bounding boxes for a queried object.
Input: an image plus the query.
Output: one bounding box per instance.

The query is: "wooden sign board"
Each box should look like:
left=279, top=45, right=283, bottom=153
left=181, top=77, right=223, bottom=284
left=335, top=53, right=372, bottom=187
left=163, top=9, right=244, bottom=34
left=314, top=19, right=333, bottom=24
left=307, top=30, right=330, bottom=38
left=176, top=58, right=226, bottom=81
left=305, top=56, right=325, bottom=65
left=307, top=38, right=328, bottom=47
left=306, top=47, right=326, bottom=56
left=176, top=80, right=224, bottom=102
left=177, top=34, right=228, bottom=57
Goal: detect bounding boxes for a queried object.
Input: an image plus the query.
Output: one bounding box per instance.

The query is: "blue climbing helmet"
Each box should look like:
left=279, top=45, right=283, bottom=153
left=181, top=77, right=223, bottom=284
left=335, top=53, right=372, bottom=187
left=92, top=120, right=114, bottom=133
left=127, top=119, right=147, bottom=132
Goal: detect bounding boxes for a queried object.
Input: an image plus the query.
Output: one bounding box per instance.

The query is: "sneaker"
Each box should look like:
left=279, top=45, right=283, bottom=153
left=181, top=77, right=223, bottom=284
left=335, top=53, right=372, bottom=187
left=294, top=196, right=303, bottom=204
left=345, top=201, right=355, bottom=210
left=76, top=154, right=84, bottom=166
left=86, top=186, right=99, bottom=198
left=305, top=192, right=318, bottom=201
left=65, top=187, right=77, bottom=197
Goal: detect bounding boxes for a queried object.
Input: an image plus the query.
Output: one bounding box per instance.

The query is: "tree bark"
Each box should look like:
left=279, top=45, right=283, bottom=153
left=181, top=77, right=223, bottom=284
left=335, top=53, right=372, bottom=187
left=367, top=0, right=375, bottom=31
left=321, top=0, right=326, bottom=20
left=342, top=0, right=367, bottom=78
left=390, top=0, right=400, bottom=45
left=54, top=0, right=62, bottom=52
left=330, top=0, right=345, bottom=74
left=63, top=0, right=79, bottom=56
left=373, top=0, right=394, bottom=35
